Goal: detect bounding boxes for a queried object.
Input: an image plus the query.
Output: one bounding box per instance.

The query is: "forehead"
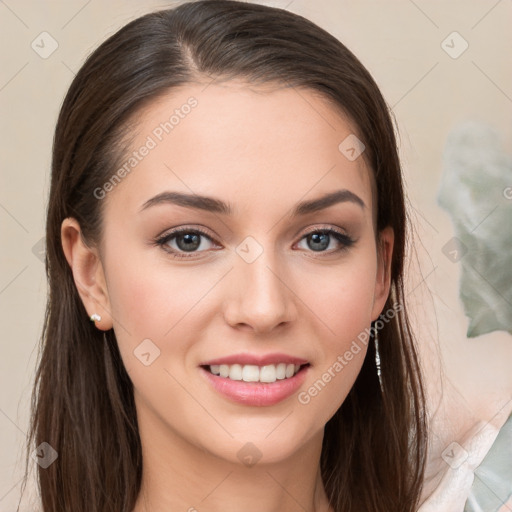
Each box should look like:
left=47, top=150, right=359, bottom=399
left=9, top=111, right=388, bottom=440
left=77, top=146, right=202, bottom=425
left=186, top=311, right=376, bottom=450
left=106, top=79, right=374, bottom=219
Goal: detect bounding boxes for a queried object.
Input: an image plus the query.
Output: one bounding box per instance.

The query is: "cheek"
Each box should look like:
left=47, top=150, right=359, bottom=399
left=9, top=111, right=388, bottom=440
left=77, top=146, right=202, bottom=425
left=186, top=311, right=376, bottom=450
left=104, top=254, right=209, bottom=403
left=304, top=252, right=377, bottom=345
left=107, top=262, right=168, bottom=339
left=295, top=250, right=377, bottom=415
left=104, top=245, right=210, bottom=341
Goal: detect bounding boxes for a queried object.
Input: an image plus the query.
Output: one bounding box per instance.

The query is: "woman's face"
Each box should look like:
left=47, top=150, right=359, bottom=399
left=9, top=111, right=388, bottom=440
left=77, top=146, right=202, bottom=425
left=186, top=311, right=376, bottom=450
left=90, top=79, right=392, bottom=465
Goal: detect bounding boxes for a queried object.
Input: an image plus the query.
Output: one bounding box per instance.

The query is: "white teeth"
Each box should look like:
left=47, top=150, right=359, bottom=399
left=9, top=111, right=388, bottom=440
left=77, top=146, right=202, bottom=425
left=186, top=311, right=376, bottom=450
left=276, top=363, right=286, bottom=379
left=229, top=364, right=243, bottom=380
left=242, top=365, right=260, bottom=382
left=260, top=365, right=277, bottom=383
left=207, top=362, right=304, bottom=382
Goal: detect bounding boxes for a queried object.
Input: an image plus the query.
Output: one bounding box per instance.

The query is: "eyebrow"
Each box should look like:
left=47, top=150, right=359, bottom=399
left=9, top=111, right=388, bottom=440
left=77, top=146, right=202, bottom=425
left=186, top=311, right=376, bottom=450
left=139, top=189, right=365, bottom=216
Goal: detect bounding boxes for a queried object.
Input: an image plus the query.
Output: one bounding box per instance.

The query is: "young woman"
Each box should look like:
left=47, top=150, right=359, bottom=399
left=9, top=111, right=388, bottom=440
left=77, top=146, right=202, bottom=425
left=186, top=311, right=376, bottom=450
left=22, top=1, right=427, bottom=510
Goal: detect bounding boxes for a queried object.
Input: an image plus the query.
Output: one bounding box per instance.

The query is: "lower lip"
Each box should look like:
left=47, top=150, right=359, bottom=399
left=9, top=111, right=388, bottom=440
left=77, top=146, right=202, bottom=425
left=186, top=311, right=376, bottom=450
left=200, top=366, right=310, bottom=406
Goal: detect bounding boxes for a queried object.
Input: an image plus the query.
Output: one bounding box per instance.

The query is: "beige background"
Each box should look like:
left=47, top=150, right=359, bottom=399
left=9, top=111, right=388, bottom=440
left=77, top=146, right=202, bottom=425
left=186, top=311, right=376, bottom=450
left=1, top=0, right=511, bottom=509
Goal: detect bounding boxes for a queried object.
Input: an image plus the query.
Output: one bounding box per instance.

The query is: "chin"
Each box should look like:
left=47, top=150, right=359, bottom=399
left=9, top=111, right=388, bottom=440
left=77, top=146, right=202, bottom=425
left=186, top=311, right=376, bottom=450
left=195, top=420, right=322, bottom=468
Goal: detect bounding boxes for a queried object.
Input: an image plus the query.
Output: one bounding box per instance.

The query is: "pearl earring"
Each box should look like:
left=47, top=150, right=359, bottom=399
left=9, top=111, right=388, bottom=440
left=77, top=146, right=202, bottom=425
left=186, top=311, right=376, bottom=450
left=90, top=313, right=101, bottom=323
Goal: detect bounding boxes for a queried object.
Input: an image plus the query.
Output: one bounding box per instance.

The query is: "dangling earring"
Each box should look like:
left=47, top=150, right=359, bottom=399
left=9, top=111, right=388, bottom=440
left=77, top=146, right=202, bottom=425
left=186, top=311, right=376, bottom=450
left=374, top=326, right=383, bottom=391
left=90, top=313, right=101, bottom=323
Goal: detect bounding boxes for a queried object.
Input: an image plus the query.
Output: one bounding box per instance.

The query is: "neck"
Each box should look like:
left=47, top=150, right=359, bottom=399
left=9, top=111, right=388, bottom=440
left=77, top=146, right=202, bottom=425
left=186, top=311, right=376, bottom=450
left=132, top=404, right=333, bottom=512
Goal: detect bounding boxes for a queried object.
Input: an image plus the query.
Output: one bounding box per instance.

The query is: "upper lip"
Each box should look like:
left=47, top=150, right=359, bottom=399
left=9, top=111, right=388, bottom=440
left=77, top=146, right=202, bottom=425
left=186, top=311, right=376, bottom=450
left=200, top=352, right=309, bottom=367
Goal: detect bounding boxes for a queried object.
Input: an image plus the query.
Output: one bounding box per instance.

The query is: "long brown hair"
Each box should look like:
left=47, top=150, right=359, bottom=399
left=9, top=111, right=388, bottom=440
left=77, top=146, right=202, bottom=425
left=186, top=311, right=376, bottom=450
left=21, top=1, right=427, bottom=510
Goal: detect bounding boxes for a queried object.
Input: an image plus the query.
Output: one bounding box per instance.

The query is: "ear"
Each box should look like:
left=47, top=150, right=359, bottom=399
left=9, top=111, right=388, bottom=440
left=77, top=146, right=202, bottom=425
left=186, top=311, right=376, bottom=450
left=371, top=226, right=394, bottom=321
left=61, top=217, right=113, bottom=331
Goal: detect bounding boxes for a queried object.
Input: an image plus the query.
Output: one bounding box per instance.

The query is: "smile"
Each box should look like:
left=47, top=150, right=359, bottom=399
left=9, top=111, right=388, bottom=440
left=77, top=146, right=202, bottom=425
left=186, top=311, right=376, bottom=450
left=200, top=363, right=310, bottom=407
left=206, top=363, right=307, bottom=383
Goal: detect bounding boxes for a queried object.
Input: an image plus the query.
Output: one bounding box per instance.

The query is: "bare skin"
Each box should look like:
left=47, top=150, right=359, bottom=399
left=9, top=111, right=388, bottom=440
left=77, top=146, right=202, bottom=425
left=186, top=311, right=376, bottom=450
left=61, top=79, right=393, bottom=512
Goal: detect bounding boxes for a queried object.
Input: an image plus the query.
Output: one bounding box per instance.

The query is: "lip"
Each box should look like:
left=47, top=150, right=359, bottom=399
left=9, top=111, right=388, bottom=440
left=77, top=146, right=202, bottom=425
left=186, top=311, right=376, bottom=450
left=200, top=364, right=310, bottom=407
left=200, top=352, right=309, bottom=367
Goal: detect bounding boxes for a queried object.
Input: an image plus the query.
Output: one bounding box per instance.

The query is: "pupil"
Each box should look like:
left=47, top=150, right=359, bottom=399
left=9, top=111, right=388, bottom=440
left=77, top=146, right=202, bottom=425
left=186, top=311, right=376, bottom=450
left=177, top=233, right=200, bottom=251
left=309, top=232, right=329, bottom=251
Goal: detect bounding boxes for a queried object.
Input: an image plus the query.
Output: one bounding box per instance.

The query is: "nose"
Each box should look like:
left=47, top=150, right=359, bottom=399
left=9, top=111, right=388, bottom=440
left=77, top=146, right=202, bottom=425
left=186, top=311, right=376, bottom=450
left=223, top=249, right=297, bottom=334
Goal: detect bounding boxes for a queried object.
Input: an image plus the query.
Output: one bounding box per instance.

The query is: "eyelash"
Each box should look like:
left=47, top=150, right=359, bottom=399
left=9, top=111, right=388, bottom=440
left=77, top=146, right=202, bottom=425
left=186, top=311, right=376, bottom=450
left=154, top=225, right=355, bottom=259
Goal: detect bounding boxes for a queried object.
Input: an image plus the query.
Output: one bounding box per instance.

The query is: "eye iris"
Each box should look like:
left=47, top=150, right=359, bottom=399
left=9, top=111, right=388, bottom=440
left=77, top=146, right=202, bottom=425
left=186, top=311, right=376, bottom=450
left=176, top=232, right=201, bottom=252
left=308, top=232, right=329, bottom=251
